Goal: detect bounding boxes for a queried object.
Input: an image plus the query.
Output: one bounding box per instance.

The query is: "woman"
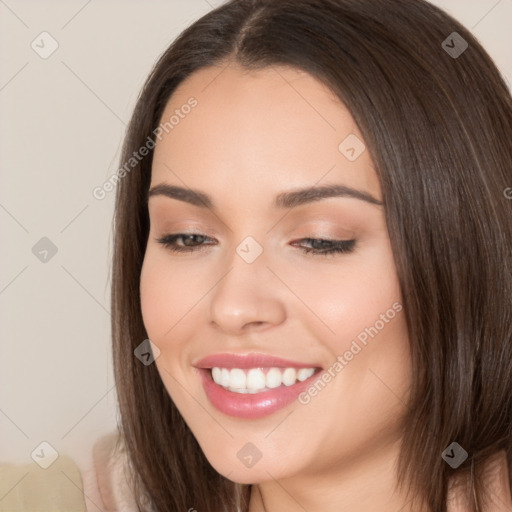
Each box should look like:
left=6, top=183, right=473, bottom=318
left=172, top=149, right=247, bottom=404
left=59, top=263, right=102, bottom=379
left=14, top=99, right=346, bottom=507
left=109, top=0, right=512, bottom=510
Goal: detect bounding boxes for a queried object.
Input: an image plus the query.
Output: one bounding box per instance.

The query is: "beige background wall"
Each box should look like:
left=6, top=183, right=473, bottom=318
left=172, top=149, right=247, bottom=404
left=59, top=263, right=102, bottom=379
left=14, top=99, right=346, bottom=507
left=0, top=0, right=510, bottom=479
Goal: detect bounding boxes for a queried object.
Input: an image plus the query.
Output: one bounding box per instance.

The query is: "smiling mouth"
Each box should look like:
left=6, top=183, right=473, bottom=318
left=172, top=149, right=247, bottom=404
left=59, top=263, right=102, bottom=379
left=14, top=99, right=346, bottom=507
left=198, top=364, right=324, bottom=419
left=209, top=366, right=322, bottom=394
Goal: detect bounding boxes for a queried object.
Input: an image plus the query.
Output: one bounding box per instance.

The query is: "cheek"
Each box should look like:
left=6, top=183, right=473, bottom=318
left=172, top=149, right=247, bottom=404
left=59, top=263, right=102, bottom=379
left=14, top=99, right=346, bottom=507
left=139, top=249, right=215, bottom=360
left=282, top=246, right=402, bottom=345
left=140, top=257, right=164, bottom=337
left=139, top=251, right=184, bottom=342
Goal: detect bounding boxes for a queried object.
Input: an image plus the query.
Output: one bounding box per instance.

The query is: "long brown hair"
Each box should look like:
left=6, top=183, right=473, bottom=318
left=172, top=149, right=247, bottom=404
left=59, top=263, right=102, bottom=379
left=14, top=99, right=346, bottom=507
left=110, top=1, right=512, bottom=510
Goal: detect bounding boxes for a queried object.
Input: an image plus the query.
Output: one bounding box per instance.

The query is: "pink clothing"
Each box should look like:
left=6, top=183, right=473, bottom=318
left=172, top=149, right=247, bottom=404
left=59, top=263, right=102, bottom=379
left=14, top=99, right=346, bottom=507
left=0, top=432, right=137, bottom=512
left=82, top=431, right=138, bottom=512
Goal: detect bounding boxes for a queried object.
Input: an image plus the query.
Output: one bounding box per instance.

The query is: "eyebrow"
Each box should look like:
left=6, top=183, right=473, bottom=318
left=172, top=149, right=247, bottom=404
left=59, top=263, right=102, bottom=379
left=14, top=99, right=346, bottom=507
left=147, top=183, right=383, bottom=209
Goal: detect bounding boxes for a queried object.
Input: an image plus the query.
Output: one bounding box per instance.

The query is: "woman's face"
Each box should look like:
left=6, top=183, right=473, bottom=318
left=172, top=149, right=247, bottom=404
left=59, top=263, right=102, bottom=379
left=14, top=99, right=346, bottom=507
left=140, top=62, right=412, bottom=490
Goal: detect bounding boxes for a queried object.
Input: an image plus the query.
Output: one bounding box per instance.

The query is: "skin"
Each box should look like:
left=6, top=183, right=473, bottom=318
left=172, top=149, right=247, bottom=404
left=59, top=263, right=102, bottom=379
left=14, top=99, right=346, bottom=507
left=138, top=61, right=511, bottom=511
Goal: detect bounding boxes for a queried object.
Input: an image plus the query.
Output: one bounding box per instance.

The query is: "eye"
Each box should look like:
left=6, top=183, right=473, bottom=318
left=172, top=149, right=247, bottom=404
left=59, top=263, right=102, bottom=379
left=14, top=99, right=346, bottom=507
left=155, top=233, right=216, bottom=253
left=291, top=238, right=356, bottom=257
left=156, top=233, right=356, bottom=257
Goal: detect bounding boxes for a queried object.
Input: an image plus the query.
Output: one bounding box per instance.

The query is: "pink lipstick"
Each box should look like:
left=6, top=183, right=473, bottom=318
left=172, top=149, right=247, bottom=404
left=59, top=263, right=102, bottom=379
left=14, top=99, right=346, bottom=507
left=195, top=353, right=322, bottom=419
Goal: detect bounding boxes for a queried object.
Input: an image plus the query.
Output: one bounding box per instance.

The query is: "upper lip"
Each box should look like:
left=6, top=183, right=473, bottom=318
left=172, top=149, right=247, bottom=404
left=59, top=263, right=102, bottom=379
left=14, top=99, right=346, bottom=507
left=194, top=352, right=322, bottom=370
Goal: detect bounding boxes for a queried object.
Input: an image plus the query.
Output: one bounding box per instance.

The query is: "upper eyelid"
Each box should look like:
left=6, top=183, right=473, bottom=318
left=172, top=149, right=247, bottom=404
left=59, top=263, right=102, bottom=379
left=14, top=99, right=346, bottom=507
left=154, top=221, right=357, bottom=235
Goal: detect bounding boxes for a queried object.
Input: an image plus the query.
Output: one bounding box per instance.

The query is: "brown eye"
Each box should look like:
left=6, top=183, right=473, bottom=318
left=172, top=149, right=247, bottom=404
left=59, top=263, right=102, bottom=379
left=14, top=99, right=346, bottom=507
left=156, top=233, right=215, bottom=253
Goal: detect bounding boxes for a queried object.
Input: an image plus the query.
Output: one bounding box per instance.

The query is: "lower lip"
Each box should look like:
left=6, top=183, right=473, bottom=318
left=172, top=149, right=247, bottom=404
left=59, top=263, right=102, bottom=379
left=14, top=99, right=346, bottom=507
left=198, top=368, right=321, bottom=419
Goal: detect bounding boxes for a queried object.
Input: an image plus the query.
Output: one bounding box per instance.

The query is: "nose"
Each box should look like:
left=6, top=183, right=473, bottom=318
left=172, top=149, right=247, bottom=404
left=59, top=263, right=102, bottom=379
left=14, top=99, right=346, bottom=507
left=208, top=247, right=286, bottom=335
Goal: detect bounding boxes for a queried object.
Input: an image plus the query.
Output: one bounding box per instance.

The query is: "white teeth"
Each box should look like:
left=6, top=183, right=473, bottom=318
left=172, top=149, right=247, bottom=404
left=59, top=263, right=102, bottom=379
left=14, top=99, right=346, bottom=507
left=297, top=368, right=315, bottom=381
left=229, top=368, right=246, bottom=389
left=246, top=368, right=266, bottom=391
left=282, top=368, right=297, bottom=386
left=210, top=366, right=317, bottom=393
left=220, top=368, right=230, bottom=387
left=212, top=367, right=222, bottom=383
left=228, top=386, right=248, bottom=393
left=266, top=368, right=282, bottom=389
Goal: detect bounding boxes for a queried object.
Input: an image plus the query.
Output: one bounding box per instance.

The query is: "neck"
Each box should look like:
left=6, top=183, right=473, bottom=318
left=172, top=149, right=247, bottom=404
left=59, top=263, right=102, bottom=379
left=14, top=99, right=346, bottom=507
left=247, top=438, right=430, bottom=512
left=248, top=449, right=512, bottom=512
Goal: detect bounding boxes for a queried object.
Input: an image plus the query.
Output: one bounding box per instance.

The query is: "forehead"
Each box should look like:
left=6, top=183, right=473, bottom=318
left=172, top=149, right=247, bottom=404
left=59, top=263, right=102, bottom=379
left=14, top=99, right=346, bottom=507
left=150, top=62, right=381, bottom=204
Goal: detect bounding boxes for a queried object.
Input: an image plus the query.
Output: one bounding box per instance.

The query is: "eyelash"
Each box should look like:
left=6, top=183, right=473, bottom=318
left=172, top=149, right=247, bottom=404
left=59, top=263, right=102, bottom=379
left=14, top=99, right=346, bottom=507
left=155, top=233, right=356, bottom=257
